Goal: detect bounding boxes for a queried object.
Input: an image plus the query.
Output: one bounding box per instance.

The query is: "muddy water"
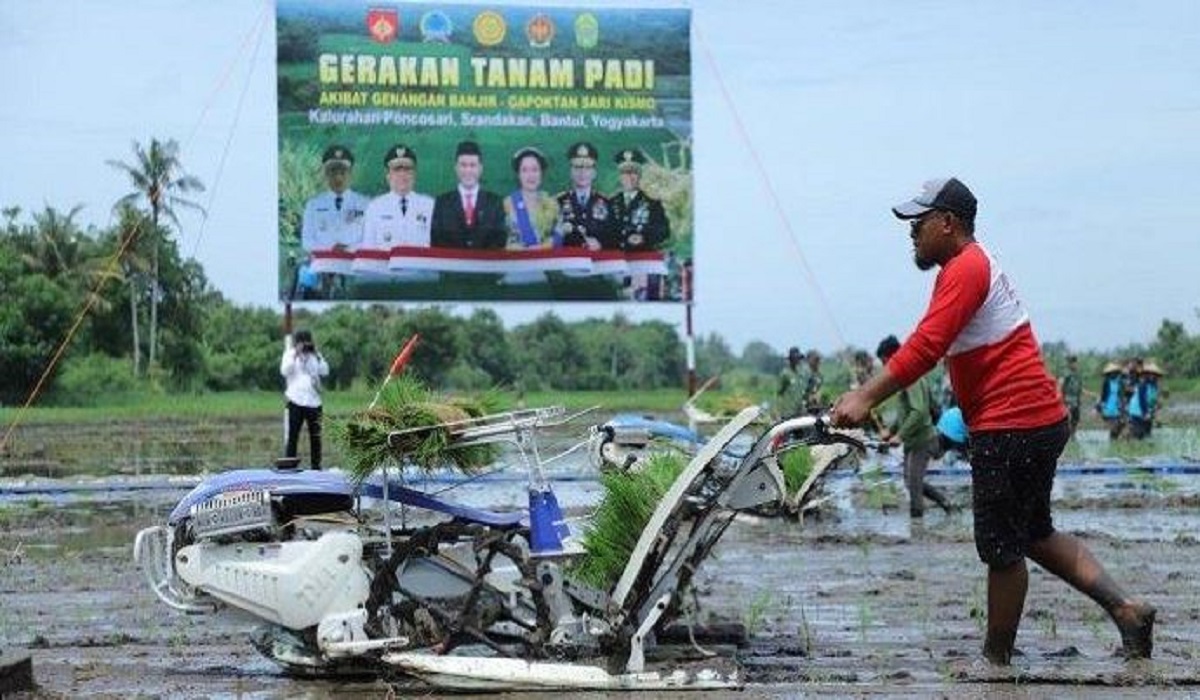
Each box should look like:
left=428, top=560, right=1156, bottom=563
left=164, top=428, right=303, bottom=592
left=3, top=468, right=1200, bottom=698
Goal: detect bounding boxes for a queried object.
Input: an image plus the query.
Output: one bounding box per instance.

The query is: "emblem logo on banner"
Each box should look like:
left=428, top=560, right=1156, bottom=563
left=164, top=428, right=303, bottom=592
left=473, top=11, right=507, bottom=46
left=574, top=13, right=599, bottom=48
left=420, top=11, right=453, bottom=42
left=526, top=14, right=555, bottom=48
left=366, top=8, right=399, bottom=44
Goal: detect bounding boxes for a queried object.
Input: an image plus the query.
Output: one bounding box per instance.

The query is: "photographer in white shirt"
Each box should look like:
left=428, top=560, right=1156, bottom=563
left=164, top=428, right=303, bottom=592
left=280, top=328, right=330, bottom=469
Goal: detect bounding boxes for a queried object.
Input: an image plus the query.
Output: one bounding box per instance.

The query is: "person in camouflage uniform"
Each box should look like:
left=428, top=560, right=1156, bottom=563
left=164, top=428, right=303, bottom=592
left=1060, top=355, right=1084, bottom=437
left=803, top=350, right=827, bottom=413
left=877, top=335, right=955, bottom=518
left=776, top=346, right=809, bottom=419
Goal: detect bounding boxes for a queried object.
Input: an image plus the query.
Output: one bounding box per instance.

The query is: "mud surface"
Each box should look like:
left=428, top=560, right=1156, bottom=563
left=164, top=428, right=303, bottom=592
left=3, top=468, right=1200, bottom=698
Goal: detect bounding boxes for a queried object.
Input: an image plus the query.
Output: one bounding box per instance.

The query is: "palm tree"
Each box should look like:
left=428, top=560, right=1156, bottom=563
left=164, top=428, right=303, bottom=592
left=21, top=205, right=85, bottom=278
left=109, top=204, right=154, bottom=375
left=2, top=206, right=21, bottom=234
left=108, top=138, right=205, bottom=372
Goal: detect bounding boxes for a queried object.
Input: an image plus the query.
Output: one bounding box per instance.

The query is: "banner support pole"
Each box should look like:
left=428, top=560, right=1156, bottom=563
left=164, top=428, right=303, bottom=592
left=683, top=260, right=696, bottom=398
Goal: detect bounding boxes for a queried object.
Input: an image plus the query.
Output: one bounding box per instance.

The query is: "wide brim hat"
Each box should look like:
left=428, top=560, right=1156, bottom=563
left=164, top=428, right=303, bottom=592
left=1101, top=361, right=1122, bottom=374
left=1142, top=361, right=1165, bottom=376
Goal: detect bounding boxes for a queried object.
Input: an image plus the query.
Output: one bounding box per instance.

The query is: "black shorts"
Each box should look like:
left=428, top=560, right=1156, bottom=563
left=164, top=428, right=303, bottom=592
left=969, top=419, right=1070, bottom=568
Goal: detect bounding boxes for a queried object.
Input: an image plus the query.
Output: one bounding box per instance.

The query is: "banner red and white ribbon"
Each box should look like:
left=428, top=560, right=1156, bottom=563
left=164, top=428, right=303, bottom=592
left=309, top=247, right=668, bottom=278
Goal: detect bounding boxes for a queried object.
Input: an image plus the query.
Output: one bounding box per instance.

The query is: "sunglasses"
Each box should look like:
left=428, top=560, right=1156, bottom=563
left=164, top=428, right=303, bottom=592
left=910, top=210, right=951, bottom=236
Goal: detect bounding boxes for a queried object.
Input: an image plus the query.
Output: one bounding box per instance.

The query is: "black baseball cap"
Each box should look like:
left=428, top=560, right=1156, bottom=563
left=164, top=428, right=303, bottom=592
left=892, top=177, right=977, bottom=223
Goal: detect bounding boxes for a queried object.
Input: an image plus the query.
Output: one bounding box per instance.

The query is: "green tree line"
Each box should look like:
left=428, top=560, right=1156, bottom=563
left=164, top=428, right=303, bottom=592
left=0, top=197, right=689, bottom=405
left=4, top=137, right=1200, bottom=408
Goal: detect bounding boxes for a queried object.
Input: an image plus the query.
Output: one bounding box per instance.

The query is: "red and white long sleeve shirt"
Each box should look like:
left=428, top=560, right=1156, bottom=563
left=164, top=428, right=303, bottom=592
left=885, top=242, right=1066, bottom=432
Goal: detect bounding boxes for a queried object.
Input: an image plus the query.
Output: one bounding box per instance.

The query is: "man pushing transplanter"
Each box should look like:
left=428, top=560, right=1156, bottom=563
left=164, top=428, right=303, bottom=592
left=829, top=177, right=1155, bottom=665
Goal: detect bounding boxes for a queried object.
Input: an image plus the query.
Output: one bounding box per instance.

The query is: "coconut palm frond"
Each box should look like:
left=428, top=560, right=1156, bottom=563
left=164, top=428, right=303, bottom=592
left=332, top=375, right=502, bottom=483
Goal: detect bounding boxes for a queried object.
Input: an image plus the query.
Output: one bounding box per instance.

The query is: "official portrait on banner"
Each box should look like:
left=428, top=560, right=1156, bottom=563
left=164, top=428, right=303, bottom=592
left=277, top=2, right=693, bottom=303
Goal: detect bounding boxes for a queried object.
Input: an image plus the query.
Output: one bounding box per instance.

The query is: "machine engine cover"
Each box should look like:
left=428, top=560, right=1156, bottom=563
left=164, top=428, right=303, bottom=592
left=175, top=531, right=369, bottom=630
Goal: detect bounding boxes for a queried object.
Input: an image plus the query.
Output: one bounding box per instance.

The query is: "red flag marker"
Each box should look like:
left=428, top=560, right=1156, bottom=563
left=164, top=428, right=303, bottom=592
left=389, top=333, right=420, bottom=377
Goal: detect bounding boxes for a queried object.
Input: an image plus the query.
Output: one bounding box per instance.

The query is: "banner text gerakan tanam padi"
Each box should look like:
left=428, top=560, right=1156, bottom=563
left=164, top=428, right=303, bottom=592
left=318, top=55, right=656, bottom=91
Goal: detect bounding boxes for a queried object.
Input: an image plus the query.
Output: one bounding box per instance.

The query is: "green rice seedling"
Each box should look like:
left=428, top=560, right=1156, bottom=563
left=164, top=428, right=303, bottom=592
left=1104, top=438, right=1171, bottom=461
left=1060, top=439, right=1085, bottom=462
left=1032, top=608, right=1058, bottom=640
left=915, top=596, right=932, bottom=638
left=856, top=535, right=872, bottom=561
left=570, top=452, right=686, bottom=590
left=969, top=579, right=987, bottom=635
left=779, top=446, right=813, bottom=497
left=1081, top=607, right=1106, bottom=644
left=858, top=463, right=901, bottom=512
left=1128, top=470, right=1179, bottom=494
left=857, top=598, right=875, bottom=643
left=797, top=602, right=814, bottom=655
left=743, top=590, right=775, bottom=636
left=331, top=374, right=501, bottom=482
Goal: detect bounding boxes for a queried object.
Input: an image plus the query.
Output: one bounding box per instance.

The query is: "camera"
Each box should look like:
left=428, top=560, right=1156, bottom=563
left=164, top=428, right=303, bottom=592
left=294, top=330, right=315, bottom=354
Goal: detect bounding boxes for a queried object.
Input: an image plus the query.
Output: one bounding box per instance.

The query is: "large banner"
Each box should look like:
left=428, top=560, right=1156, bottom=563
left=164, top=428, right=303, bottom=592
left=277, top=1, right=692, bottom=303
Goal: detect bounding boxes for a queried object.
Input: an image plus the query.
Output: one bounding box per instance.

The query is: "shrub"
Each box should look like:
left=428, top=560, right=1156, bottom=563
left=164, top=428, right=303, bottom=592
left=51, top=353, right=138, bottom=405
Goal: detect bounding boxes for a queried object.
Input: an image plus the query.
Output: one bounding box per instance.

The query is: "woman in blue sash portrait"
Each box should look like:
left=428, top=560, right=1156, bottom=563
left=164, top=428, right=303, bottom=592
left=502, top=147, right=562, bottom=285
left=504, top=147, right=561, bottom=249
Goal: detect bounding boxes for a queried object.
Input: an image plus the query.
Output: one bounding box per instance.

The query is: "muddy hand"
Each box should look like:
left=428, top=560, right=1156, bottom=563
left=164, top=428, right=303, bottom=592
left=830, top=389, right=873, bottom=427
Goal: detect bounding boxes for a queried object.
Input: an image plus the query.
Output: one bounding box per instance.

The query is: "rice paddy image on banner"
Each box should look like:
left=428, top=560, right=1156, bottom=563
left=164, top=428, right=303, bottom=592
left=277, top=1, right=693, bottom=303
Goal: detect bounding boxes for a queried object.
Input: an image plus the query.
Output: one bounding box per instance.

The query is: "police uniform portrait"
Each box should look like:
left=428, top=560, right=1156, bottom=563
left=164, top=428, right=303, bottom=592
left=555, top=142, right=615, bottom=249
left=300, top=145, right=369, bottom=295
left=360, top=144, right=435, bottom=251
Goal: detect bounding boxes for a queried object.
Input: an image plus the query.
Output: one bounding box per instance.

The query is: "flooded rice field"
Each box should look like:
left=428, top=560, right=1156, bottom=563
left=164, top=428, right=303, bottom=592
left=3, top=426, right=1200, bottom=698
